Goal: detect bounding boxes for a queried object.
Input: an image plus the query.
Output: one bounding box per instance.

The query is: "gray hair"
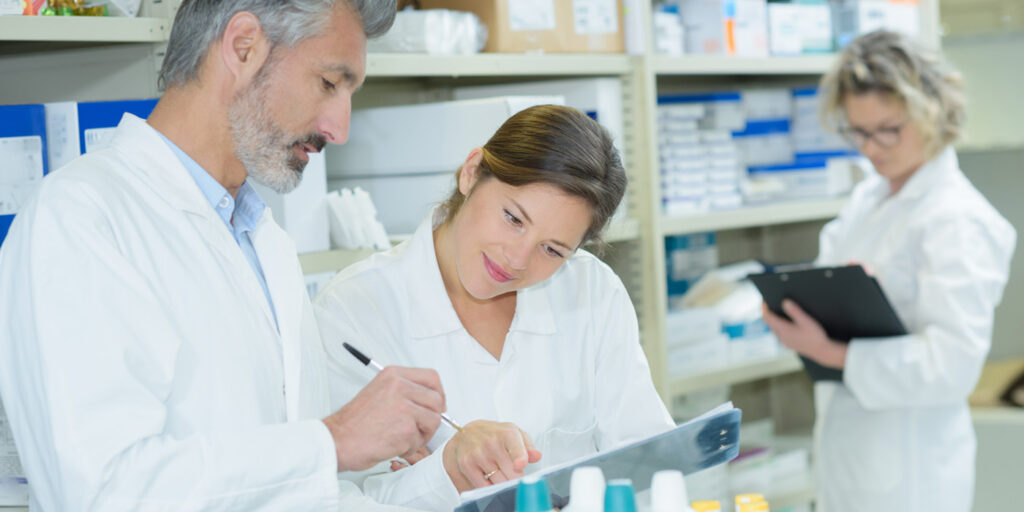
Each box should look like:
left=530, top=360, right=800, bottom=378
left=819, top=30, right=967, bottom=156
left=159, top=0, right=395, bottom=89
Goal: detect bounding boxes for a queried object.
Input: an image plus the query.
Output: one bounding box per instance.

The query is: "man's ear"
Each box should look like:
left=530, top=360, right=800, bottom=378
left=219, top=11, right=270, bottom=88
left=458, top=148, right=484, bottom=196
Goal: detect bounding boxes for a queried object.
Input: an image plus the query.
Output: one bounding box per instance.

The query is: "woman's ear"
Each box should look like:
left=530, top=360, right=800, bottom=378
left=458, top=148, right=484, bottom=196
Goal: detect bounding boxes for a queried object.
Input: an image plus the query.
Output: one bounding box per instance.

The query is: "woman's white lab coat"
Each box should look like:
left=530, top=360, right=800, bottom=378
left=313, top=214, right=675, bottom=512
left=0, top=115, right=405, bottom=511
left=813, top=147, right=1015, bottom=512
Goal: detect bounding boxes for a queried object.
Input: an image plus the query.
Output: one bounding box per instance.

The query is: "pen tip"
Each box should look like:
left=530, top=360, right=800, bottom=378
left=342, top=342, right=372, bottom=366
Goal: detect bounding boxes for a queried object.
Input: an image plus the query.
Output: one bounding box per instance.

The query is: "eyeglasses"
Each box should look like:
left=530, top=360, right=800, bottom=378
left=839, top=121, right=907, bottom=149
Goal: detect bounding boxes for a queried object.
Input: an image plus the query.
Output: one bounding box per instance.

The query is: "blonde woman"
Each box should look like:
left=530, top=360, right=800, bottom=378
left=314, top=105, right=673, bottom=511
left=762, top=30, right=1015, bottom=512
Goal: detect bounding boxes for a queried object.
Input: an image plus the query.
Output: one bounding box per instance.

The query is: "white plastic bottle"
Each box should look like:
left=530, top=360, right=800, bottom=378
left=563, top=466, right=606, bottom=512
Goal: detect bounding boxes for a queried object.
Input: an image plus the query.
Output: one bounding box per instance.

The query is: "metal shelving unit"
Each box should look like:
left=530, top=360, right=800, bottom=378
left=667, top=352, right=803, bottom=397
left=0, top=16, right=169, bottom=42
left=660, top=197, right=848, bottom=236
left=367, top=53, right=632, bottom=77
left=651, top=54, right=836, bottom=75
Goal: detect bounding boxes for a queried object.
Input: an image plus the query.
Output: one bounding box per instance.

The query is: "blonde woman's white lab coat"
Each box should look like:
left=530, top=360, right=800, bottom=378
left=313, top=214, right=675, bottom=512
left=0, top=114, right=410, bottom=512
left=813, top=147, right=1015, bottom=512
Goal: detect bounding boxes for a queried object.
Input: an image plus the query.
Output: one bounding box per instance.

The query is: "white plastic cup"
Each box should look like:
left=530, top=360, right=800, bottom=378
left=566, top=466, right=605, bottom=512
left=651, top=470, right=690, bottom=512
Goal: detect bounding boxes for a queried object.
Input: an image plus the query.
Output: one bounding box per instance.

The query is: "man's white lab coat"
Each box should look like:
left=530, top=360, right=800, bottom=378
left=0, top=114, right=403, bottom=511
left=814, top=147, right=1016, bottom=512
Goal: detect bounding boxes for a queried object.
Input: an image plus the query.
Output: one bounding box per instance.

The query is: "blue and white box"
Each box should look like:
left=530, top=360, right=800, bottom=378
left=0, top=104, right=49, bottom=248
left=44, top=98, right=158, bottom=171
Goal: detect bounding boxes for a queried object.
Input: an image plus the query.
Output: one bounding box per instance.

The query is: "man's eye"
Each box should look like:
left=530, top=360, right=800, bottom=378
left=321, top=78, right=336, bottom=91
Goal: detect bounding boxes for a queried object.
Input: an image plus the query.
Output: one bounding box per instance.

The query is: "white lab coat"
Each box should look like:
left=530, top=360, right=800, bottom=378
left=0, top=114, right=409, bottom=512
left=813, top=147, right=1016, bottom=512
left=313, top=214, right=675, bottom=512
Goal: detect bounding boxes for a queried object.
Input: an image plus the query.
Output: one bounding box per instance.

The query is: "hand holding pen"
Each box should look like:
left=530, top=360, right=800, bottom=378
left=321, top=345, right=449, bottom=472
left=343, top=343, right=464, bottom=432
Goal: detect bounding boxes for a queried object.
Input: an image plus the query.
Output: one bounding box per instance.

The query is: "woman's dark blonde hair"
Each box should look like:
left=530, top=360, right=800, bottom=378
left=820, top=30, right=966, bottom=156
left=437, top=104, right=627, bottom=248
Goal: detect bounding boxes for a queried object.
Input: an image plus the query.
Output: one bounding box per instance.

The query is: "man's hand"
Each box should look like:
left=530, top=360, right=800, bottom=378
left=442, top=420, right=543, bottom=492
left=762, top=300, right=848, bottom=369
left=322, top=366, right=446, bottom=472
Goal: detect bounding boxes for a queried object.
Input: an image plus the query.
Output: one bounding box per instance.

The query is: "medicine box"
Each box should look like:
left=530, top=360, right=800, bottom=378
left=0, top=104, right=48, bottom=247
left=44, top=98, right=158, bottom=171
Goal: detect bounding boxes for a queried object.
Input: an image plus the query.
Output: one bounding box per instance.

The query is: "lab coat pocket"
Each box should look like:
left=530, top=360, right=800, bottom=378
left=534, top=421, right=598, bottom=468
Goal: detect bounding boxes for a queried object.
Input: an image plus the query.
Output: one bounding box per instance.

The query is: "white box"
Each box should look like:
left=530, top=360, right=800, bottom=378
left=667, top=335, right=729, bottom=376
left=742, top=88, right=793, bottom=120
left=768, top=1, right=833, bottom=56
left=326, top=96, right=562, bottom=234
left=43, top=99, right=158, bottom=172
left=0, top=0, right=21, bottom=15
left=730, top=0, right=770, bottom=57
left=678, top=0, right=727, bottom=55
left=833, top=0, right=920, bottom=49
left=454, top=78, right=623, bottom=156
left=251, top=153, right=329, bottom=253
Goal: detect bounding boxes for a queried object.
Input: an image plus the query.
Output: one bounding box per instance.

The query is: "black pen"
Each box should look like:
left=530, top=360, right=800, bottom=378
left=342, top=342, right=464, bottom=432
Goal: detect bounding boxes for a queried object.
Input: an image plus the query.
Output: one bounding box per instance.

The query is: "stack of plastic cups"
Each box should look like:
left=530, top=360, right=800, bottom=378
left=605, top=479, right=637, bottom=512
left=515, top=475, right=554, bottom=512
left=651, top=470, right=694, bottom=512
left=564, top=466, right=605, bottom=512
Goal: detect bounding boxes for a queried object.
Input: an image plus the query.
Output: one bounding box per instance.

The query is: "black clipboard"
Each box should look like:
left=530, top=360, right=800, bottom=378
left=748, top=265, right=907, bottom=382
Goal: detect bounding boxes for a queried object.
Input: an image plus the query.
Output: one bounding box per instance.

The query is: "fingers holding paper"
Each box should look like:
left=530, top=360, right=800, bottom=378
left=442, top=420, right=543, bottom=492
left=762, top=300, right=848, bottom=369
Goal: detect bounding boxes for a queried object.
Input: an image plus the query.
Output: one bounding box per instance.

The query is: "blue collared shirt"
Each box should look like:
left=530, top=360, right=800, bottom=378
left=158, top=133, right=279, bottom=330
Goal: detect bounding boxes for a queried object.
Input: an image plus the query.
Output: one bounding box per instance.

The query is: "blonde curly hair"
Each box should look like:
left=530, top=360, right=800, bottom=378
left=820, top=30, right=966, bottom=157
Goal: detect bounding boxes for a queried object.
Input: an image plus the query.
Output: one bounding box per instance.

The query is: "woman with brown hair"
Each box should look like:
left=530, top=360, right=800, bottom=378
left=762, top=30, right=1015, bottom=512
left=314, top=104, right=673, bottom=511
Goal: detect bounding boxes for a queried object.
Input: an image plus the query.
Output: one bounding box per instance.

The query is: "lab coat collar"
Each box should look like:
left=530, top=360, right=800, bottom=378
left=109, top=114, right=223, bottom=218
left=403, top=214, right=558, bottom=339
left=869, top=146, right=959, bottom=203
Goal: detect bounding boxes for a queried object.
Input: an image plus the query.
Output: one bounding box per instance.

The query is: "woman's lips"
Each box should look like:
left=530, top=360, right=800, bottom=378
left=483, top=253, right=515, bottom=283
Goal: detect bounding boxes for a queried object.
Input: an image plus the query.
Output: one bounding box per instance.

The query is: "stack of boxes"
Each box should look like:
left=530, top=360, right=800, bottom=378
left=657, top=94, right=744, bottom=216
left=653, top=0, right=920, bottom=57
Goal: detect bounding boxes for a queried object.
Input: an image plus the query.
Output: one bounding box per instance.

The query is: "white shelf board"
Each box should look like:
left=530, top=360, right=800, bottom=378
left=366, top=53, right=632, bottom=77
left=651, top=54, right=835, bottom=75
left=660, top=197, right=847, bottom=236
left=298, top=248, right=379, bottom=275
left=0, top=16, right=168, bottom=42
left=667, top=352, right=803, bottom=396
left=971, top=406, right=1024, bottom=425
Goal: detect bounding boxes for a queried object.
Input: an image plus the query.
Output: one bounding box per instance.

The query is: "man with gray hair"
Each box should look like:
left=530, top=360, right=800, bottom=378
left=0, top=0, right=446, bottom=510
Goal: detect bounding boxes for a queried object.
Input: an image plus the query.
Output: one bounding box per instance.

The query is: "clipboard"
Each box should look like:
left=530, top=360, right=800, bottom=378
left=454, top=405, right=742, bottom=512
left=748, top=265, right=907, bottom=382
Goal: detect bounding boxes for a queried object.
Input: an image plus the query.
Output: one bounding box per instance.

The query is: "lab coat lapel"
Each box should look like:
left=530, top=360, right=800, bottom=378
left=251, top=214, right=305, bottom=422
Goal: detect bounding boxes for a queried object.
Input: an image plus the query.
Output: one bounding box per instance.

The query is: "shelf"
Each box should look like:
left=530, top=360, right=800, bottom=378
left=0, top=16, right=169, bottom=43
left=298, top=248, right=379, bottom=275
left=971, top=406, right=1024, bottom=425
left=366, top=53, right=632, bottom=77
left=651, top=54, right=835, bottom=75
left=667, top=352, right=803, bottom=396
left=660, top=197, right=847, bottom=236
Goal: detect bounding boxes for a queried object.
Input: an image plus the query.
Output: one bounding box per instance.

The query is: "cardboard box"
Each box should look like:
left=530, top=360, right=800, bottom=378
left=418, top=0, right=624, bottom=53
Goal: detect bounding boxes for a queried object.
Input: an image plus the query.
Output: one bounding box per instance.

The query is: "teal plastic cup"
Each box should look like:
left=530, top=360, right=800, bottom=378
left=515, top=475, right=553, bottom=512
left=604, top=478, right=637, bottom=512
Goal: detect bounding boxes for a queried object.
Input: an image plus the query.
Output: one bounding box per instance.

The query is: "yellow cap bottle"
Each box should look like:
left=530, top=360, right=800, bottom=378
left=690, top=500, right=722, bottom=512
left=736, top=503, right=770, bottom=512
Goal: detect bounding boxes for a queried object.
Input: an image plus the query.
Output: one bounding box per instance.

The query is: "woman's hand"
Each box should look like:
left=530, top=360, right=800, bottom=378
left=442, top=420, right=543, bottom=492
left=762, top=300, right=848, bottom=369
left=389, top=446, right=430, bottom=471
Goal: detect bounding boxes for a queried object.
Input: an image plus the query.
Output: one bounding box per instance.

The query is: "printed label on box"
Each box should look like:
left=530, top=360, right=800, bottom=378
left=508, top=0, right=556, bottom=31
left=84, top=127, right=118, bottom=154
left=0, top=136, right=45, bottom=216
left=572, top=0, right=618, bottom=34
left=1, top=398, right=29, bottom=506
